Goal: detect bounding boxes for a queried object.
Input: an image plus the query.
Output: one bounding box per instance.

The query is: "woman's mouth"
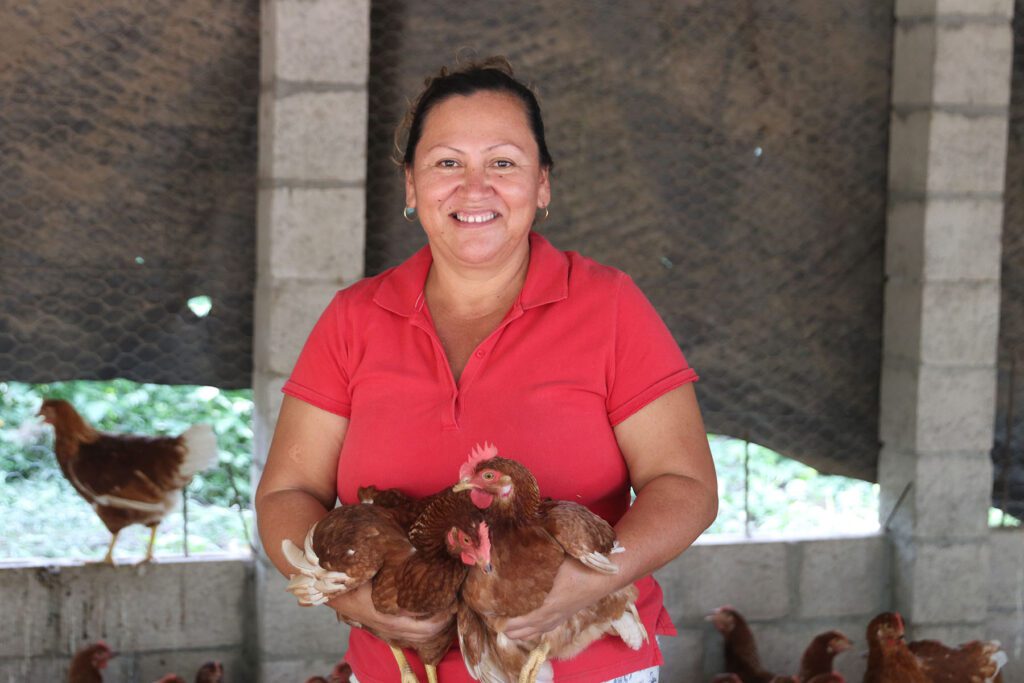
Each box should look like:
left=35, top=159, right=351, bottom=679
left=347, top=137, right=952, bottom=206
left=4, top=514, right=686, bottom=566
left=452, top=211, right=499, bottom=224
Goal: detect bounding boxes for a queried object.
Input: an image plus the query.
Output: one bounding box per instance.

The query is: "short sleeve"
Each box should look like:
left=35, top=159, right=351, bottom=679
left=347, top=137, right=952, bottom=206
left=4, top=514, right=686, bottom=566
left=606, top=275, right=698, bottom=426
left=281, top=292, right=352, bottom=417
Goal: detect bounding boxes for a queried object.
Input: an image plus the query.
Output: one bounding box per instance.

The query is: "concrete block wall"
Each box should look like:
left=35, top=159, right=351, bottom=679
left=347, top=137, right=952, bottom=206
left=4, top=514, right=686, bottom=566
left=253, top=1, right=370, bottom=679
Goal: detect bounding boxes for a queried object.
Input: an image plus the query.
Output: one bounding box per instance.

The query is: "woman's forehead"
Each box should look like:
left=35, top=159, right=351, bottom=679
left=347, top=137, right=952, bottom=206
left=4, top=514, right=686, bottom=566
left=419, top=92, right=535, bottom=148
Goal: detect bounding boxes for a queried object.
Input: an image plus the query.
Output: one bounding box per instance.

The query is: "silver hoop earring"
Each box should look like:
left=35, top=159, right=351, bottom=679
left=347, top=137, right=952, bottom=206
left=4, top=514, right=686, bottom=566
left=403, top=206, right=416, bottom=222
left=538, top=206, right=550, bottom=222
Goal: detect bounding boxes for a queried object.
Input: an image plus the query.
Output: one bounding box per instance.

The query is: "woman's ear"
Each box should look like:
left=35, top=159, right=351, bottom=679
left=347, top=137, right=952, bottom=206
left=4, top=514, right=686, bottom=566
left=537, top=166, right=551, bottom=209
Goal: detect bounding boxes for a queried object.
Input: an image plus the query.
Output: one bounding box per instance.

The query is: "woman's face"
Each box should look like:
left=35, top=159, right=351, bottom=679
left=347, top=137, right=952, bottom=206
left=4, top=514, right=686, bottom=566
left=405, top=91, right=551, bottom=271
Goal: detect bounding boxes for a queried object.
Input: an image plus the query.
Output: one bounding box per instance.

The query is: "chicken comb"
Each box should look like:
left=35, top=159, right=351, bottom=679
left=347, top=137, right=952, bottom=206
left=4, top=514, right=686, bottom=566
left=477, top=520, right=491, bottom=558
left=459, top=442, right=499, bottom=480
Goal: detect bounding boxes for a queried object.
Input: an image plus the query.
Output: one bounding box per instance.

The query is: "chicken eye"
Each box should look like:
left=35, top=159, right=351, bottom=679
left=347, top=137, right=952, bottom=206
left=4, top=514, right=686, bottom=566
left=482, top=472, right=495, bottom=480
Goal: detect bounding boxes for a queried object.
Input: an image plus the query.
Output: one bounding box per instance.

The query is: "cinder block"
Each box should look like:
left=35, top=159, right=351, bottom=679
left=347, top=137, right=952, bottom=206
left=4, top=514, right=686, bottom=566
left=889, top=110, right=1010, bottom=194
left=909, top=540, right=990, bottom=623
left=255, top=560, right=352, bottom=658
left=252, top=372, right=288, bottom=469
left=911, top=455, right=992, bottom=538
left=656, top=540, right=790, bottom=621
left=887, top=198, right=1004, bottom=281
left=919, top=280, right=1000, bottom=365
left=0, top=567, right=58, bottom=657
left=0, top=656, right=83, bottom=682
left=268, top=0, right=370, bottom=84
left=896, top=0, right=1015, bottom=18
left=986, top=612, right=1024, bottom=681
left=258, top=186, right=365, bottom=282
left=797, top=537, right=889, bottom=618
left=878, top=359, right=919, bottom=451
left=878, top=447, right=917, bottom=537
left=915, top=363, right=998, bottom=453
left=658, top=630, right=703, bottom=683
left=988, top=528, right=1024, bottom=609
left=56, top=560, right=247, bottom=652
left=265, top=91, right=368, bottom=182
left=254, top=279, right=340, bottom=376
left=882, top=280, right=923, bottom=363
left=136, top=648, right=247, bottom=683
left=892, top=22, right=937, bottom=106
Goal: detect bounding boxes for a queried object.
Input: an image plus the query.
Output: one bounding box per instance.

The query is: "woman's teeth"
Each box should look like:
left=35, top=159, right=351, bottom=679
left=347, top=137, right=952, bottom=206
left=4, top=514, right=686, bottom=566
left=454, top=212, right=497, bottom=223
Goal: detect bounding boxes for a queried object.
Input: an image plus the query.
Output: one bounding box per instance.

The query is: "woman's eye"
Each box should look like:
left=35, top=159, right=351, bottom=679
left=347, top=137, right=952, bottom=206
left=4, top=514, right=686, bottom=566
left=438, top=159, right=458, bottom=168
left=494, top=159, right=513, bottom=168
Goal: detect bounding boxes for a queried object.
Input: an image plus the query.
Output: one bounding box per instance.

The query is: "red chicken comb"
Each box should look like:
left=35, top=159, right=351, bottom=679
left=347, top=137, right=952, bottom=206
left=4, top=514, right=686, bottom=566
left=459, top=442, right=499, bottom=480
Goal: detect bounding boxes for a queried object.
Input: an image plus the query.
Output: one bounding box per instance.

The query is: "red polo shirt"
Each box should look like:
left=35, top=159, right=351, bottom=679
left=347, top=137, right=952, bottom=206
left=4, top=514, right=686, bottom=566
left=283, top=232, right=697, bottom=683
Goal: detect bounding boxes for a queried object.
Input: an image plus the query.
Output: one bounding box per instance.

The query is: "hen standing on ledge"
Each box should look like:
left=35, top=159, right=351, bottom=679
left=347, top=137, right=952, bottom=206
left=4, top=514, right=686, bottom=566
left=38, top=398, right=219, bottom=564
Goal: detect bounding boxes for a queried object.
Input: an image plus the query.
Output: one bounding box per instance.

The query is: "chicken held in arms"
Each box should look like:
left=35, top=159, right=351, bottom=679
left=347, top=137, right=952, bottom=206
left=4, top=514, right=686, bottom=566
left=38, top=398, right=218, bottom=564
left=453, top=443, right=647, bottom=683
left=282, top=489, right=491, bottom=683
left=864, top=611, right=1007, bottom=683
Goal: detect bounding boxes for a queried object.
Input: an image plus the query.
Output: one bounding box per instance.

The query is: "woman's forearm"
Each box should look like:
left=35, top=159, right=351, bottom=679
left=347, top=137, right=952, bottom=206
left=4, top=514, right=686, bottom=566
left=255, top=488, right=333, bottom=578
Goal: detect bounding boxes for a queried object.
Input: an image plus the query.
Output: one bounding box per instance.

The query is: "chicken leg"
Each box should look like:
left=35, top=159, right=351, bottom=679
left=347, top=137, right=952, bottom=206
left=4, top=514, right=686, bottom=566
left=389, top=645, right=420, bottom=683
left=142, top=524, right=159, bottom=563
left=518, top=641, right=551, bottom=683
left=102, top=531, right=120, bottom=564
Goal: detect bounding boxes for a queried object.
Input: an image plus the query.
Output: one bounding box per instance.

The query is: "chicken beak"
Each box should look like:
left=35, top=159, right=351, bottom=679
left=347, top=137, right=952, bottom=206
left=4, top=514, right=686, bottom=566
left=452, top=481, right=475, bottom=493
left=480, top=561, right=493, bottom=574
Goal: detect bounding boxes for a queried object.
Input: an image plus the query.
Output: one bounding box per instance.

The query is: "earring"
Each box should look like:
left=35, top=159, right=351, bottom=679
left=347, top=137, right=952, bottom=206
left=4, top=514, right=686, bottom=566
left=403, top=206, right=416, bottom=222
left=537, top=206, right=550, bottom=222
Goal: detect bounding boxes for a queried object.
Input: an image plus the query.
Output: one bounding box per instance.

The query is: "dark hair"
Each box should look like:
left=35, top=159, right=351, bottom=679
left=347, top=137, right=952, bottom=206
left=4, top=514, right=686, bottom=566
left=398, top=56, right=554, bottom=170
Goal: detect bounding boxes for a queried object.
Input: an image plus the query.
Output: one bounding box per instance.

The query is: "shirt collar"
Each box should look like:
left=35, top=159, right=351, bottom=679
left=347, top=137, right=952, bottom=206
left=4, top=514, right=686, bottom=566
left=372, top=231, right=569, bottom=317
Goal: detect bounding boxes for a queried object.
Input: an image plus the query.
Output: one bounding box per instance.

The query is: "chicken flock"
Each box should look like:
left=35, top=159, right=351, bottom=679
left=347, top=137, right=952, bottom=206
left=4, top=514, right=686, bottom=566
left=283, top=443, right=643, bottom=683
left=66, top=642, right=224, bottom=683
left=708, top=606, right=1007, bottom=683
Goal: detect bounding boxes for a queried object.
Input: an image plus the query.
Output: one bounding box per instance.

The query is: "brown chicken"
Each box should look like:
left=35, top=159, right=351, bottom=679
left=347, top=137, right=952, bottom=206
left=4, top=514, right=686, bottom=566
left=805, top=675, right=845, bottom=683
left=193, top=660, right=224, bottom=683
left=38, top=398, right=218, bottom=564
left=708, top=606, right=786, bottom=683
left=67, top=641, right=116, bottom=683
left=453, top=443, right=647, bottom=683
left=305, top=660, right=353, bottom=683
left=864, top=612, right=1007, bottom=683
left=799, top=630, right=852, bottom=681
left=283, top=490, right=491, bottom=683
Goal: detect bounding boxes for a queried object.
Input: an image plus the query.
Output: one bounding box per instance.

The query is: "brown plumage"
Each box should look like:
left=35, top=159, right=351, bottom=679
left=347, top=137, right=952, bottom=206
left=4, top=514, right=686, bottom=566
left=707, top=607, right=783, bottom=683
left=864, top=611, right=1007, bottom=683
left=39, top=398, right=218, bottom=564
left=454, top=444, right=647, bottom=683
left=193, top=660, right=223, bottom=683
left=67, top=641, right=116, bottom=683
left=806, top=674, right=846, bottom=683
left=283, top=490, right=490, bottom=683
left=799, top=630, right=852, bottom=681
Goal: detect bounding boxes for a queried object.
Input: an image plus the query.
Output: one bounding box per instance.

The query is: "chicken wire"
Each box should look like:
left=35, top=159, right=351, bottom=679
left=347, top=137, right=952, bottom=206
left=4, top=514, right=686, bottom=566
left=0, top=1, right=258, bottom=389
left=994, top=0, right=1024, bottom=521
left=366, top=1, right=892, bottom=480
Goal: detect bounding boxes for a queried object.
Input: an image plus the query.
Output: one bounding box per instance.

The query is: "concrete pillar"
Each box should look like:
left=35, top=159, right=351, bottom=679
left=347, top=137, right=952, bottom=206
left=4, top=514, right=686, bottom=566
left=878, top=0, right=1014, bottom=644
left=253, top=0, right=370, bottom=680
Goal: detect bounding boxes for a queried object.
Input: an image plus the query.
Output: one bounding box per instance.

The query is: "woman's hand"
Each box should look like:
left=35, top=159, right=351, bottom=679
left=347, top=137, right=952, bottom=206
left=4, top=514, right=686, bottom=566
left=327, top=583, right=453, bottom=645
left=500, top=559, right=619, bottom=641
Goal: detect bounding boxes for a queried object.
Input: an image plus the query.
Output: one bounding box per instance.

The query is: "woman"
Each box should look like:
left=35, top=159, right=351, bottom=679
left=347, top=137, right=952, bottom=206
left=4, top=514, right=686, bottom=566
left=255, top=57, right=718, bottom=683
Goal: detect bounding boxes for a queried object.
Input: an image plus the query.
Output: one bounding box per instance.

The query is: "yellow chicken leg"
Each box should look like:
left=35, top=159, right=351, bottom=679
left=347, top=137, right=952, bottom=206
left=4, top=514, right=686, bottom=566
left=141, top=524, right=159, bottom=563
left=389, top=645, right=420, bottom=683
left=102, top=531, right=120, bottom=564
left=518, top=641, right=551, bottom=683
left=425, top=663, right=438, bottom=683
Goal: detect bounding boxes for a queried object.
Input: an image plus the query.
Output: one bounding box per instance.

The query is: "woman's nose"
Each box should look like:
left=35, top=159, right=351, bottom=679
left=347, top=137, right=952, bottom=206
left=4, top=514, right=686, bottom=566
left=459, top=165, right=491, bottom=195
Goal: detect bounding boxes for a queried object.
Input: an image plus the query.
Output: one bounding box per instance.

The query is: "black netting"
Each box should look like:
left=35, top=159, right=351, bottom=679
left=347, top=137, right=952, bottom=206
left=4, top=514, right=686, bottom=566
left=994, top=1, right=1024, bottom=520
left=0, top=1, right=258, bottom=388
left=366, top=1, right=892, bottom=480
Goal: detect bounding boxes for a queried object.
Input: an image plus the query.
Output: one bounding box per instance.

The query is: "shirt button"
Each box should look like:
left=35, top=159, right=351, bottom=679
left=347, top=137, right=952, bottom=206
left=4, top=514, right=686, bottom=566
left=475, top=349, right=486, bottom=358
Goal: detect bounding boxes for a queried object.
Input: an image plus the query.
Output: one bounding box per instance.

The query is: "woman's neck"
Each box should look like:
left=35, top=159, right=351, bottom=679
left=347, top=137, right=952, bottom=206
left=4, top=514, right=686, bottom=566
left=425, top=246, right=530, bottom=320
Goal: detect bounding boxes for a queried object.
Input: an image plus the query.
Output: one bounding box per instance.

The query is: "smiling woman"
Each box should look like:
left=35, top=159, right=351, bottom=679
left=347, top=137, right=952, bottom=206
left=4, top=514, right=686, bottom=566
left=255, top=56, right=718, bottom=683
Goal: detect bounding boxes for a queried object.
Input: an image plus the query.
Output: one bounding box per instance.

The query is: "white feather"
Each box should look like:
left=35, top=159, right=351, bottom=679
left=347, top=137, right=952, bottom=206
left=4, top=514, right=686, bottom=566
left=610, top=603, right=648, bottom=650
left=178, top=423, right=218, bottom=477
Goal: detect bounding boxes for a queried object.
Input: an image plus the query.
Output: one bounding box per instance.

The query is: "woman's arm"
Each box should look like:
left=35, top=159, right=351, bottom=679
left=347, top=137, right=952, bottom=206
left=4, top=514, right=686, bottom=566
left=255, top=395, right=449, bottom=643
left=502, top=383, right=717, bottom=639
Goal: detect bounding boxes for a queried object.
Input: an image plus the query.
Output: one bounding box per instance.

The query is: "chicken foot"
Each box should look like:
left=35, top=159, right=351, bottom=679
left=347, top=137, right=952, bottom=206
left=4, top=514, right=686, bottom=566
left=425, top=663, right=438, bottom=683
left=142, top=524, right=159, bottom=563
left=102, top=531, right=120, bottom=564
left=389, top=645, right=420, bottom=683
left=518, top=641, right=551, bottom=683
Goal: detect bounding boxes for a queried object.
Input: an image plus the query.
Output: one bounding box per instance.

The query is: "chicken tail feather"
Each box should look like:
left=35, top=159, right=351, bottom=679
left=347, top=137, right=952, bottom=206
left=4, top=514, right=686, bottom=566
left=578, top=550, right=619, bottom=574
left=179, top=424, right=219, bottom=477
